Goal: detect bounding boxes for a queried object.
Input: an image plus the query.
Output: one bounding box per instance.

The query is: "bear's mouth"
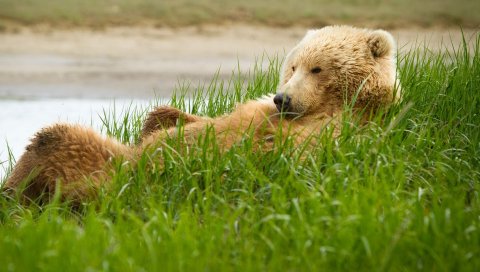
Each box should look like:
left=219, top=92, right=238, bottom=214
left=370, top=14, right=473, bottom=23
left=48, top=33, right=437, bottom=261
left=275, top=103, right=290, bottom=113
left=275, top=104, right=303, bottom=119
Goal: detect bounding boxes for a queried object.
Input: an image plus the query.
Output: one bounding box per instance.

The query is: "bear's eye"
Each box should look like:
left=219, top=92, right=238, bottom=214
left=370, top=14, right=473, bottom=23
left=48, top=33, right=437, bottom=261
left=292, top=66, right=296, bottom=72
left=311, top=67, right=322, bottom=74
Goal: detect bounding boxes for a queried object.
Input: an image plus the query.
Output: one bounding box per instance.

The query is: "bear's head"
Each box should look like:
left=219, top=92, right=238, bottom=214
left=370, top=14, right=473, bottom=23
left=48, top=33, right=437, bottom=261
left=274, top=26, right=400, bottom=117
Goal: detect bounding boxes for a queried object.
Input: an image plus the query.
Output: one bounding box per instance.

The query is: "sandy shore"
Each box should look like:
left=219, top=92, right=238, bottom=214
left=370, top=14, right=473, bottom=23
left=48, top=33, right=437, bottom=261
left=0, top=25, right=478, bottom=99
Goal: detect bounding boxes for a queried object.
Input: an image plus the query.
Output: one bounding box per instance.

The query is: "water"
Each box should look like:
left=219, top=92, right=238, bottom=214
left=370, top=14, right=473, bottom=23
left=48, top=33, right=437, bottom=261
left=0, top=98, right=151, bottom=181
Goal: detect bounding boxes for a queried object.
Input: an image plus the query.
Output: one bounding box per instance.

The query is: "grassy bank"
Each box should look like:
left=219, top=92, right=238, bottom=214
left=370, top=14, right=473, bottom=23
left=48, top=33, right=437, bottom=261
left=0, top=0, right=479, bottom=30
left=1, top=36, right=480, bottom=270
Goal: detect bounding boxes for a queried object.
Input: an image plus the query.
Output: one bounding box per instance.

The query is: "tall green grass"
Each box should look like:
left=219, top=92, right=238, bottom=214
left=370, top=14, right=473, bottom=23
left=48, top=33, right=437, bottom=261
left=1, top=36, right=479, bottom=271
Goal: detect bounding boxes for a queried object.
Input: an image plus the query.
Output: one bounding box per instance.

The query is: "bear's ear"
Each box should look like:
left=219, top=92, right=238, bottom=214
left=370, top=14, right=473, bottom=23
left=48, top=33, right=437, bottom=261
left=367, top=30, right=395, bottom=58
left=297, top=29, right=318, bottom=45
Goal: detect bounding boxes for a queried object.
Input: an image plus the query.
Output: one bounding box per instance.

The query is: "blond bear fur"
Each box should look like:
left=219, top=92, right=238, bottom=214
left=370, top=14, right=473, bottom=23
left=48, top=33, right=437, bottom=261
left=3, top=26, right=400, bottom=203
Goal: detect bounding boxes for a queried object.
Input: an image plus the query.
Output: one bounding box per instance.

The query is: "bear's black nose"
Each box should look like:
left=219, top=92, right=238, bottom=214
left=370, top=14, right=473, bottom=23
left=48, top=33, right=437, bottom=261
left=273, top=93, right=291, bottom=112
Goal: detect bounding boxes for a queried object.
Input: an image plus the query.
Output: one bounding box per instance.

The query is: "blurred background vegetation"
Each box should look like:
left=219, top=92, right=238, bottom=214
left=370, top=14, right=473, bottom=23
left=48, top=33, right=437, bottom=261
left=0, top=0, right=479, bottom=30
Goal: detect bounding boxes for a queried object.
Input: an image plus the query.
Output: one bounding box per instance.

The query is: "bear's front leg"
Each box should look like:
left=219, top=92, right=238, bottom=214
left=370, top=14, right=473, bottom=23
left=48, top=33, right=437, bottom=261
left=140, top=106, right=209, bottom=140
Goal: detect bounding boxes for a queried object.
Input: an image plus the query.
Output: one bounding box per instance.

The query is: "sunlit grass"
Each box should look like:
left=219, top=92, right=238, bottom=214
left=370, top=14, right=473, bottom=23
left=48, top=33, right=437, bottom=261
left=0, top=36, right=479, bottom=271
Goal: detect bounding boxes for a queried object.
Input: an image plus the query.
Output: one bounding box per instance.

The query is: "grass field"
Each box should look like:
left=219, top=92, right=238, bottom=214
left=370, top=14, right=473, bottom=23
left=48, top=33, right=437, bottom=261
left=1, top=35, right=480, bottom=271
left=0, top=0, right=479, bottom=30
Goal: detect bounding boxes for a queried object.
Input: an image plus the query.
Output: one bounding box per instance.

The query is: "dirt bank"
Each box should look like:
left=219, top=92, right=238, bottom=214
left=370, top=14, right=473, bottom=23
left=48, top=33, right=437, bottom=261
left=0, top=25, right=477, bottom=99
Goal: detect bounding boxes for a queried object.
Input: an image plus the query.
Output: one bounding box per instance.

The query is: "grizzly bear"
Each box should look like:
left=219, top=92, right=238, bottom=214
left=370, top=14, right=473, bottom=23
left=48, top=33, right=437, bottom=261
left=3, top=26, right=400, bottom=203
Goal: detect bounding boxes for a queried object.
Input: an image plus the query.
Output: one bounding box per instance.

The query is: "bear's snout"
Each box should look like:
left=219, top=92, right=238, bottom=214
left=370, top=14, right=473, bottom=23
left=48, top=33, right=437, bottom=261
left=273, top=93, right=291, bottom=113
